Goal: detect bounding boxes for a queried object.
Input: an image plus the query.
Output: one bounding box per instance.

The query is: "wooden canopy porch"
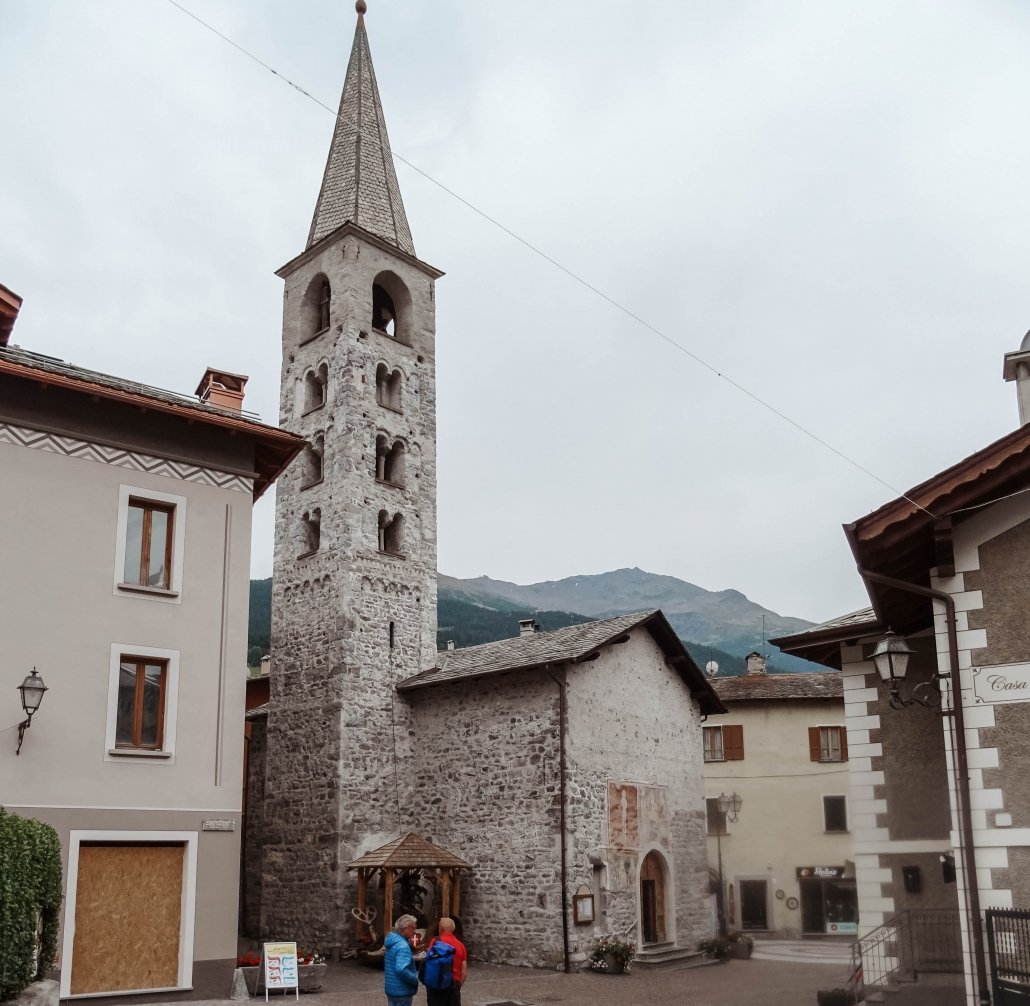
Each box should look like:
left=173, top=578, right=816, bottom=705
left=347, top=833, right=471, bottom=944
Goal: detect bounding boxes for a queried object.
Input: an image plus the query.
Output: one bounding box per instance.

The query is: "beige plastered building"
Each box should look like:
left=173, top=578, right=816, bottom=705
left=703, top=658, right=855, bottom=938
left=0, top=303, right=302, bottom=999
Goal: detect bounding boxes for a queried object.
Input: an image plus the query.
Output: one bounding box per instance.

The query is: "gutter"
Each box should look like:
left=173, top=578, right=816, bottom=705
left=547, top=669, right=572, bottom=974
left=853, top=563, right=990, bottom=1006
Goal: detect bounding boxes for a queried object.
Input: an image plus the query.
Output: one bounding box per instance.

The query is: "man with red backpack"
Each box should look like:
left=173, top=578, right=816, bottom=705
left=420, top=917, right=467, bottom=1006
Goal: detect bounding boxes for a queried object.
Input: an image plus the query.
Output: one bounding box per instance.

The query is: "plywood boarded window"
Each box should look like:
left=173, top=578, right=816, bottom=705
left=809, top=726, right=848, bottom=762
left=70, top=843, right=184, bottom=995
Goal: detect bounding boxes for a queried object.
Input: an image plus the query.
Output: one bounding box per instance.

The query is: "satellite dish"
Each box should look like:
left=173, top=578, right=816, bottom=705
left=705, top=660, right=719, bottom=677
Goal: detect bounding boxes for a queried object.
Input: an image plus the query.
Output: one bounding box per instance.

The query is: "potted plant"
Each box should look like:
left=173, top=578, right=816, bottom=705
left=816, top=989, right=858, bottom=1006
left=725, top=931, right=754, bottom=959
left=236, top=950, right=328, bottom=993
left=587, top=934, right=636, bottom=974
left=696, top=936, right=730, bottom=960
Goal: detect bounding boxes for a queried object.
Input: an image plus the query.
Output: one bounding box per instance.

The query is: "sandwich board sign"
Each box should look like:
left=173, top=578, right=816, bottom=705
left=263, top=942, right=299, bottom=1000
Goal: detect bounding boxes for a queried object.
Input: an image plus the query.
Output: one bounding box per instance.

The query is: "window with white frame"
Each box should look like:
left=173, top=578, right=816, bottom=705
left=113, top=485, right=186, bottom=600
left=105, top=644, right=179, bottom=758
left=703, top=726, right=724, bottom=761
left=809, top=725, right=848, bottom=762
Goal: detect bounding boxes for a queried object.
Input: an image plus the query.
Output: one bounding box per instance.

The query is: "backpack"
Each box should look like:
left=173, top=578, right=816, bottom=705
left=419, top=940, right=456, bottom=990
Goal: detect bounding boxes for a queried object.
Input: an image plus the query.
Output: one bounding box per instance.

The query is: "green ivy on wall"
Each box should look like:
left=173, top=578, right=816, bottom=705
left=0, top=808, right=63, bottom=1001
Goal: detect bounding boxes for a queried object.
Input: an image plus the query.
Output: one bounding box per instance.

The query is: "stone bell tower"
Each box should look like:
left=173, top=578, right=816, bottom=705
left=262, top=1, right=442, bottom=946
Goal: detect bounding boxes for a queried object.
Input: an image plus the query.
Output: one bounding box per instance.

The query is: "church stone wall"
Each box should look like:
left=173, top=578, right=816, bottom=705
left=565, top=630, right=710, bottom=954
left=404, top=670, right=565, bottom=967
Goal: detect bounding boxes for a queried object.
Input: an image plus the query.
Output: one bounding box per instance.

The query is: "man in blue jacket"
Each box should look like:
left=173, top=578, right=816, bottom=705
left=383, top=915, right=420, bottom=1006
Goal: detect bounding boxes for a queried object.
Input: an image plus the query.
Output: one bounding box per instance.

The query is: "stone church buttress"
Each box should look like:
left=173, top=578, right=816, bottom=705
left=262, top=3, right=443, bottom=946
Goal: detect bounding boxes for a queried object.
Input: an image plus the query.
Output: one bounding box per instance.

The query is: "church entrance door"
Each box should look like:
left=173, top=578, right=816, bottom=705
left=639, top=851, right=667, bottom=944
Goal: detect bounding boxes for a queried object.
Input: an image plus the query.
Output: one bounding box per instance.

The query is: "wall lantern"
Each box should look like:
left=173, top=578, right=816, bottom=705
left=717, top=791, right=742, bottom=823
left=871, top=630, right=938, bottom=710
left=16, top=668, right=48, bottom=755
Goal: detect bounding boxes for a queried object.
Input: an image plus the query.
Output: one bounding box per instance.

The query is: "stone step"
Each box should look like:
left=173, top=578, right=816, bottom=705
left=633, top=946, right=711, bottom=971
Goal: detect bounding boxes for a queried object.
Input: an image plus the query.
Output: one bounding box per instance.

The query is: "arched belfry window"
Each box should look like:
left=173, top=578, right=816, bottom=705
left=371, top=271, right=412, bottom=344
left=318, top=279, right=331, bottom=333
left=301, top=508, right=321, bottom=556
left=375, top=435, right=405, bottom=487
left=302, top=273, right=331, bottom=341
left=378, top=510, right=404, bottom=556
left=302, top=434, right=324, bottom=487
left=302, top=363, right=328, bottom=413
left=375, top=363, right=403, bottom=411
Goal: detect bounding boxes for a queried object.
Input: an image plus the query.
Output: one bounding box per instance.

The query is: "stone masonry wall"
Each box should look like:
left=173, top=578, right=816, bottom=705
left=263, top=230, right=439, bottom=949
left=403, top=626, right=711, bottom=968
left=404, top=670, right=564, bottom=967
left=241, top=714, right=267, bottom=937
left=565, top=630, right=709, bottom=956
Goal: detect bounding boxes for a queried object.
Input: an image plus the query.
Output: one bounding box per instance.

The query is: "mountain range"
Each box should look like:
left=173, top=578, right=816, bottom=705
left=250, top=567, right=819, bottom=674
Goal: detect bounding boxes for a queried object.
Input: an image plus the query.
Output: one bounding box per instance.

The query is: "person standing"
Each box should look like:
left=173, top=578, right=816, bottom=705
left=383, top=915, right=420, bottom=1006
left=425, top=917, right=467, bottom=1006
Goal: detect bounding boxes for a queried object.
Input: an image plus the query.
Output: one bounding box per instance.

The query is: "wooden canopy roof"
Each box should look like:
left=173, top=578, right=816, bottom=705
left=347, top=833, right=470, bottom=872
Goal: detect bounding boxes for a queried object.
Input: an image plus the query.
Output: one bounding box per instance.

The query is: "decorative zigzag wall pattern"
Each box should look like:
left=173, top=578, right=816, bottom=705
left=0, top=422, right=254, bottom=494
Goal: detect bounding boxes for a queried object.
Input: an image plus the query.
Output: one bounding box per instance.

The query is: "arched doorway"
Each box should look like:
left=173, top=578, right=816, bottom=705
left=639, top=850, right=668, bottom=944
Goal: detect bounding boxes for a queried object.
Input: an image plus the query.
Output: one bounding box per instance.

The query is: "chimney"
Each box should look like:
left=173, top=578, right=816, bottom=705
left=0, top=283, right=23, bottom=348
left=196, top=367, right=248, bottom=412
left=446, top=640, right=455, bottom=651
left=519, top=618, right=539, bottom=637
left=1003, top=331, right=1030, bottom=427
left=745, top=651, right=767, bottom=675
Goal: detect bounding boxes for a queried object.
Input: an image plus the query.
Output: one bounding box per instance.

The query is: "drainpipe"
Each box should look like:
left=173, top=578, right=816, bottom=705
left=857, top=568, right=990, bottom=1006
left=547, top=669, right=572, bottom=974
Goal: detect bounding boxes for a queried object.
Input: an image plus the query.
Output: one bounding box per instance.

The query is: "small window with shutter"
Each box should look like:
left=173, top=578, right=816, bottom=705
left=809, top=725, right=848, bottom=762
left=703, top=724, right=745, bottom=761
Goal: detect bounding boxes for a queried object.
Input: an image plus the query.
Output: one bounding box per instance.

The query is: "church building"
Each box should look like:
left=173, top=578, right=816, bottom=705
left=254, top=3, right=723, bottom=968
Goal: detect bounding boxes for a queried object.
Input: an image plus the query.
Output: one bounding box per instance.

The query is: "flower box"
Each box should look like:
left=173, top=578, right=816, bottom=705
left=238, top=963, right=327, bottom=995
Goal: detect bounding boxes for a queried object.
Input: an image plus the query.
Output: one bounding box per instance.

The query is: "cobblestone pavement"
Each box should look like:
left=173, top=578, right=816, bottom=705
left=204, top=955, right=850, bottom=1006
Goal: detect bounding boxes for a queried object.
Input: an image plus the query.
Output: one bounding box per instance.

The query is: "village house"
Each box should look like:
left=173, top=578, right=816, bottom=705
left=703, top=654, right=854, bottom=939
left=774, top=332, right=1030, bottom=1005
left=248, top=3, right=725, bottom=969
left=0, top=290, right=303, bottom=999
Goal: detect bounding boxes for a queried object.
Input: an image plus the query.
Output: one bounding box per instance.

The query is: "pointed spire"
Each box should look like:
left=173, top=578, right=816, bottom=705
left=307, top=3, right=415, bottom=255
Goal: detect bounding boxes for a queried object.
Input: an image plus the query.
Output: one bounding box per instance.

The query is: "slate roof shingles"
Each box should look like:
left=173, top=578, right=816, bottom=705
left=710, top=670, right=843, bottom=702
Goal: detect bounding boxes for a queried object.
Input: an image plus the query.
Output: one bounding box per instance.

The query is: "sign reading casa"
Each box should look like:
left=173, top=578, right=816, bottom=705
left=971, top=663, right=1030, bottom=707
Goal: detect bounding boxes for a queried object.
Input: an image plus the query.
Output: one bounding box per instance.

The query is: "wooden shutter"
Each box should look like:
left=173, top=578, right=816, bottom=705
left=808, top=727, right=822, bottom=762
left=840, top=727, right=849, bottom=762
left=723, top=724, right=745, bottom=760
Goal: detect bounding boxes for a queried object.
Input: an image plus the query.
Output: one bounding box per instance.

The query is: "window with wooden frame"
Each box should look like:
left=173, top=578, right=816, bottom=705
left=116, top=656, right=168, bottom=750
left=809, top=725, right=848, bottom=763
left=123, top=498, right=174, bottom=589
left=704, top=724, right=744, bottom=761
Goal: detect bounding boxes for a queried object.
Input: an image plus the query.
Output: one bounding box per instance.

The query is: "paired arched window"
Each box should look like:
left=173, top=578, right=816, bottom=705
left=302, top=434, right=324, bottom=487
left=302, top=273, right=331, bottom=341
left=375, top=364, right=403, bottom=411
left=378, top=510, right=403, bottom=555
left=371, top=272, right=412, bottom=344
left=301, top=508, right=320, bottom=555
left=302, top=363, right=328, bottom=413
left=375, top=436, right=405, bottom=487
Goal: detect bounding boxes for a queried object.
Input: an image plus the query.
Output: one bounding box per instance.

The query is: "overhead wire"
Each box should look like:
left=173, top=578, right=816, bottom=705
left=165, top=0, right=939, bottom=521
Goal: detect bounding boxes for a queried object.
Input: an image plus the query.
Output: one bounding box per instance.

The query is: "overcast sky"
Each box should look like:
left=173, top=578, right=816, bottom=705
left=4, top=0, right=1029, bottom=624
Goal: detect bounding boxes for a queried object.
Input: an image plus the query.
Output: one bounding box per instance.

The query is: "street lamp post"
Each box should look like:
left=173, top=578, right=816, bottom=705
left=715, top=791, right=742, bottom=936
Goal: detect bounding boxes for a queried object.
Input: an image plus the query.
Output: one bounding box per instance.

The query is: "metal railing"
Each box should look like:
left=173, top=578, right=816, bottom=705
left=851, top=910, right=963, bottom=991
left=986, top=908, right=1030, bottom=1006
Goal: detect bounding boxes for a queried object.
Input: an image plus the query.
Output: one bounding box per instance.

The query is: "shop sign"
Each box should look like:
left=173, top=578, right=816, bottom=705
left=971, top=664, right=1030, bottom=707
left=797, top=866, right=846, bottom=879
left=263, top=942, right=299, bottom=1002
left=827, top=921, right=858, bottom=935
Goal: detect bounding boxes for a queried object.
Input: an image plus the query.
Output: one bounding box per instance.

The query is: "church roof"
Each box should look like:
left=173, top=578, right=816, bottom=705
left=347, top=833, right=471, bottom=871
left=710, top=670, right=843, bottom=703
left=307, top=4, right=415, bottom=255
left=397, top=609, right=725, bottom=715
